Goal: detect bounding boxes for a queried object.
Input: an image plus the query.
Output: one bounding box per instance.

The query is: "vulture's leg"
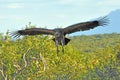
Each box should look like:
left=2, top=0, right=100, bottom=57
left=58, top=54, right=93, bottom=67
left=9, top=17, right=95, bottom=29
left=62, top=46, right=64, bottom=53
left=55, top=40, right=59, bottom=53
left=56, top=45, right=59, bottom=53
left=61, top=39, right=65, bottom=53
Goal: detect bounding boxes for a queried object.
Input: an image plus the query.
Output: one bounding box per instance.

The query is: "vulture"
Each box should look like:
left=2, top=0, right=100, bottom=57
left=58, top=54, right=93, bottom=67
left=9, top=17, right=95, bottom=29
left=11, top=16, right=109, bottom=53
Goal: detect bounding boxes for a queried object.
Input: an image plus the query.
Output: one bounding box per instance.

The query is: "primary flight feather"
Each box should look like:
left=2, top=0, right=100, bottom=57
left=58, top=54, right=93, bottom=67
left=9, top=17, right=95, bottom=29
left=11, top=16, right=109, bottom=53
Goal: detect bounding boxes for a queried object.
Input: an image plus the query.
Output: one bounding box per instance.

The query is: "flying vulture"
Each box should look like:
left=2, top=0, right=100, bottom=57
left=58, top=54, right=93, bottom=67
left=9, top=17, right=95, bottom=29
left=11, top=16, right=109, bottom=53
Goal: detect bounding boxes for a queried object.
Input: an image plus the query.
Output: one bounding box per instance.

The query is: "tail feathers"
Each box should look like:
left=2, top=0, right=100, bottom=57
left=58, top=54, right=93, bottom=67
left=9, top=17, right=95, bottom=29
left=64, top=38, right=71, bottom=45
left=52, top=38, right=71, bottom=45
left=52, top=38, right=55, bottom=42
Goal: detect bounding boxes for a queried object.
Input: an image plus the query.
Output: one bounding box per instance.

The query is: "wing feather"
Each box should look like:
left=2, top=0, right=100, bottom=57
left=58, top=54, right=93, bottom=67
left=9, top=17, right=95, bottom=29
left=63, top=16, right=109, bottom=35
left=11, top=28, right=54, bottom=38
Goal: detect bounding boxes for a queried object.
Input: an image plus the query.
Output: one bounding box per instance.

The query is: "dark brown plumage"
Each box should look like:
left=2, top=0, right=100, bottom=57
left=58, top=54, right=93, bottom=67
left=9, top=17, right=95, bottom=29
left=11, top=16, right=109, bottom=53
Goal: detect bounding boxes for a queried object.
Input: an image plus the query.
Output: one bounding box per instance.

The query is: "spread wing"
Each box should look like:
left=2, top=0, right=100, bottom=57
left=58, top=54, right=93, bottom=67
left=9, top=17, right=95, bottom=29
left=63, top=17, right=109, bottom=35
left=11, top=28, right=54, bottom=38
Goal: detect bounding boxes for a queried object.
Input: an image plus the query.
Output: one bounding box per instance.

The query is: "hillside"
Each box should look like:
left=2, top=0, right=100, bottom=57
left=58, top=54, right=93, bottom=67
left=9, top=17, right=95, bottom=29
left=0, top=33, right=120, bottom=80
left=70, top=33, right=120, bottom=52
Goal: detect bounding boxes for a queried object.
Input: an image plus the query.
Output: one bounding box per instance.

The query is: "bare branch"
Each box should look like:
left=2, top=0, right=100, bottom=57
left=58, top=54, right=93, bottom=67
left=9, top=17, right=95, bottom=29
left=13, top=48, right=30, bottom=80
left=0, top=60, right=7, bottom=80
left=30, top=53, right=47, bottom=72
left=39, top=53, right=47, bottom=71
left=23, top=52, right=27, bottom=67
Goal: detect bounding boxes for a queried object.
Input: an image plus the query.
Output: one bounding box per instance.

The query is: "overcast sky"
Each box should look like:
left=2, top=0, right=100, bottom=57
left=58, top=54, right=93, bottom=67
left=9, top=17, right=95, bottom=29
left=0, top=0, right=120, bottom=34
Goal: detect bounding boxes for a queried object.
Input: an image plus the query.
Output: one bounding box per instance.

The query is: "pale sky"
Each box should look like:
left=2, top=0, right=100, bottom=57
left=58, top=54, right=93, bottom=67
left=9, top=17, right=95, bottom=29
left=0, top=0, right=120, bottom=34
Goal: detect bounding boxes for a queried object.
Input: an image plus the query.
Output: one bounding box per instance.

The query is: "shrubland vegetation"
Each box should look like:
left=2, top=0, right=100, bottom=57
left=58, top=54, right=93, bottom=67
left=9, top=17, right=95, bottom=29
left=0, top=26, right=120, bottom=80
